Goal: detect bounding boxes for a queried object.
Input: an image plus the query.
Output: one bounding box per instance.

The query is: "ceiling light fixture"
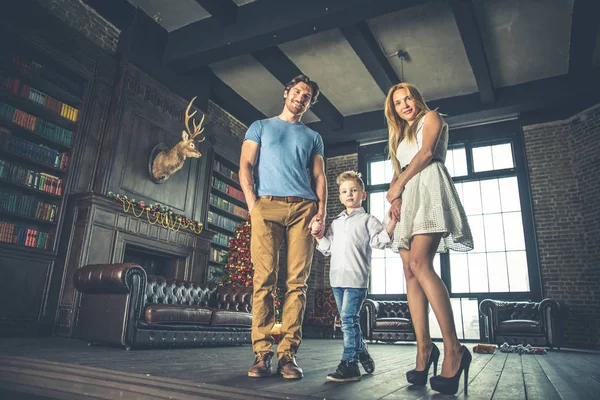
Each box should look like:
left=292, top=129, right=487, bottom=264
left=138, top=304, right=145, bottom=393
left=385, top=50, right=409, bottom=82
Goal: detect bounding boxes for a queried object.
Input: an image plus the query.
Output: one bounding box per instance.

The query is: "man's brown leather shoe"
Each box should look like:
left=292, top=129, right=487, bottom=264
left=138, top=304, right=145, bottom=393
left=248, top=352, right=273, bottom=378
left=277, top=354, right=303, bottom=379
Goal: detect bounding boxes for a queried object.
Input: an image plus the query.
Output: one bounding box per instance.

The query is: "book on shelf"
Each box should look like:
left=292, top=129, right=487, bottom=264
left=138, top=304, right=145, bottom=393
left=207, top=211, right=238, bottom=232
left=0, top=220, right=52, bottom=249
left=0, top=100, right=74, bottom=146
left=9, top=55, right=84, bottom=99
left=211, top=231, right=232, bottom=247
left=211, top=176, right=245, bottom=202
left=209, top=193, right=247, bottom=218
left=0, top=130, right=70, bottom=170
left=209, top=247, right=228, bottom=263
left=1, top=70, right=79, bottom=123
left=213, top=159, right=240, bottom=184
left=0, top=190, right=58, bottom=222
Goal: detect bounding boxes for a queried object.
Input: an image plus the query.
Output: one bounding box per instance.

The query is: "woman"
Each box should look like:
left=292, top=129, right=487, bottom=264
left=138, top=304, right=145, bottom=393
left=384, top=83, right=474, bottom=395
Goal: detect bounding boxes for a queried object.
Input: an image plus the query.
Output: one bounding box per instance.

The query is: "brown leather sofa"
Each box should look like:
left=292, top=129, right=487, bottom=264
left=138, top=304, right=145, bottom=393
left=361, top=299, right=415, bottom=342
left=479, top=298, right=564, bottom=349
left=73, top=263, right=252, bottom=350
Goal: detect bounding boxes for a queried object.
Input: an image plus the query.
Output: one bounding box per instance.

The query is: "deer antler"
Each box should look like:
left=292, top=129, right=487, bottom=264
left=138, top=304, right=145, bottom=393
left=185, top=96, right=205, bottom=142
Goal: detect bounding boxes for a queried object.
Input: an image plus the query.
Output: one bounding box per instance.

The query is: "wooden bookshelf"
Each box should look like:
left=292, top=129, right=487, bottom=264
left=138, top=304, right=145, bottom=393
left=0, top=87, right=78, bottom=131
left=0, top=45, right=83, bottom=253
left=209, top=203, right=246, bottom=222
left=205, top=152, right=248, bottom=280
left=0, top=177, right=62, bottom=199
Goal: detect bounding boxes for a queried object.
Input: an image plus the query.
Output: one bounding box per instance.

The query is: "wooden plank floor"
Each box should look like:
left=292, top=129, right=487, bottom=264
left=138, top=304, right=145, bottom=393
left=1, top=337, right=599, bottom=399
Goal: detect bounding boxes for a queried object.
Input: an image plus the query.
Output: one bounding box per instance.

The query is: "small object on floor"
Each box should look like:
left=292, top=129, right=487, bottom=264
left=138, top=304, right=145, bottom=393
left=473, top=343, right=497, bottom=354
left=499, top=342, right=547, bottom=354
left=327, top=360, right=361, bottom=382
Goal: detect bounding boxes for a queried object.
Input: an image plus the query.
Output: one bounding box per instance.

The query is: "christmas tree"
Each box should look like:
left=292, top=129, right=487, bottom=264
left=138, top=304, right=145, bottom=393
left=220, top=216, right=282, bottom=322
left=221, top=218, right=253, bottom=287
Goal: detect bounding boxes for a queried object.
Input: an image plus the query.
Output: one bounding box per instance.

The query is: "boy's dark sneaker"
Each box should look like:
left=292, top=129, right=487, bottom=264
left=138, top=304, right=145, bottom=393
left=326, top=360, right=361, bottom=382
left=359, top=348, right=375, bottom=374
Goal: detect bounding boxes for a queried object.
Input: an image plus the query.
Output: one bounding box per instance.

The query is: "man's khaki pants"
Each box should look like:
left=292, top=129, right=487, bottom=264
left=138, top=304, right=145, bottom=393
left=250, top=197, right=317, bottom=358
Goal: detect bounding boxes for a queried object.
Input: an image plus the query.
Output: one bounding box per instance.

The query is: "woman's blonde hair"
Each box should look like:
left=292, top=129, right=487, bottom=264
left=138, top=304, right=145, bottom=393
left=384, top=82, right=430, bottom=177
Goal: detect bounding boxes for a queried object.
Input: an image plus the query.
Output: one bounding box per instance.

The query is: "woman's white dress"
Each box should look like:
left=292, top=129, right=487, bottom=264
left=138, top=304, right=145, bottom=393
left=389, top=114, right=474, bottom=253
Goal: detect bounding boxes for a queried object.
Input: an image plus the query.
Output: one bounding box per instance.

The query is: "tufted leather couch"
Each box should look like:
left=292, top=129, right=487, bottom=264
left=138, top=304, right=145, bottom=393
left=73, top=263, right=252, bottom=350
left=361, top=299, right=415, bottom=342
left=479, top=298, right=563, bottom=349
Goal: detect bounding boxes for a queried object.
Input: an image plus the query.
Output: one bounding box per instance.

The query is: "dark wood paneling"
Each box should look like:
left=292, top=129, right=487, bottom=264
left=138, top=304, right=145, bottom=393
left=73, top=81, right=114, bottom=193
left=0, top=252, right=53, bottom=325
left=119, top=112, right=195, bottom=211
left=107, top=64, right=202, bottom=216
left=86, top=225, right=117, bottom=266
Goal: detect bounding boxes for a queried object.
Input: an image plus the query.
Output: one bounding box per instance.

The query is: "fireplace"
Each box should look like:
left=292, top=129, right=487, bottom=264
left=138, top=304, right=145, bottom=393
left=123, top=244, right=183, bottom=278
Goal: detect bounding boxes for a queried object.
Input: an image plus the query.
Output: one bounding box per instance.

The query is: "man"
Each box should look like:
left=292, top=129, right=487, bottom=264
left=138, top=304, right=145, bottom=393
left=239, top=74, right=327, bottom=379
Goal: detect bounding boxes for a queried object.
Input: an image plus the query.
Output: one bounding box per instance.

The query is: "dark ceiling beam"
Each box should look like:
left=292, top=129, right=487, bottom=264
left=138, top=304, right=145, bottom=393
left=449, top=0, right=495, bottom=104
left=165, top=0, right=431, bottom=72
left=310, top=70, right=600, bottom=145
left=210, top=74, right=267, bottom=128
left=341, top=22, right=399, bottom=94
left=117, top=9, right=212, bottom=110
left=568, top=0, right=600, bottom=79
left=252, top=47, right=344, bottom=130
left=82, top=0, right=137, bottom=31
left=194, top=0, right=238, bottom=26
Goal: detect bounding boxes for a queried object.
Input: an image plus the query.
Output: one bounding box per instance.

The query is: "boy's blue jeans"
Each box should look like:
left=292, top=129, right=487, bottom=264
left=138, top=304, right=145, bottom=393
left=332, top=287, right=368, bottom=362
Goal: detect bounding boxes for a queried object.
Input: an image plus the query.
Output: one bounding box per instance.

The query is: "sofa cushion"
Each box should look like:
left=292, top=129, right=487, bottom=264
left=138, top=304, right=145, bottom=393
left=145, top=304, right=213, bottom=325
left=145, top=276, right=215, bottom=307
left=374, top=318, right=412, bottom=331
left=211, top=309, right=253, bottom=327
left=215, top=286, right=253, bottom=313
left=497, top=319, right=541, bottom=334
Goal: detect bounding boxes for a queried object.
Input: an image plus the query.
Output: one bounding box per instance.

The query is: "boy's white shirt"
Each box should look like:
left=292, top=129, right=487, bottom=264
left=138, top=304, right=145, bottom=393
left=316, top=207, right=391, bottom=288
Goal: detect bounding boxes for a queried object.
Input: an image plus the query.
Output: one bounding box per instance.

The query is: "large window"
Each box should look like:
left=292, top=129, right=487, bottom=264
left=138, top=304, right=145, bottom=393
left=359, top=121, right=541, bottom=340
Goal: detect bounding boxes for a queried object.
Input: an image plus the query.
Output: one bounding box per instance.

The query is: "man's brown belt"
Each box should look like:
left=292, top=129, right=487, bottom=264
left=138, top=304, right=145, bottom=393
left=261, top=196, right=307, bottom=203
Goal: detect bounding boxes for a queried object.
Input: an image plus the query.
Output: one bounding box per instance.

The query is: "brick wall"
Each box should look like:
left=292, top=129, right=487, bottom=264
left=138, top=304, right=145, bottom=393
left=35, top=0, right=119, bottom=53
left=523, top=103, right=600, bottom=349
left=206, top=101, right=248, bottom=141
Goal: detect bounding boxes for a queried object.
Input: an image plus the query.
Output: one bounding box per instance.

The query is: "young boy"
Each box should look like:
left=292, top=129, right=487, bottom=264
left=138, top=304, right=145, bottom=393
left=312, top=171, right=398, bottom=382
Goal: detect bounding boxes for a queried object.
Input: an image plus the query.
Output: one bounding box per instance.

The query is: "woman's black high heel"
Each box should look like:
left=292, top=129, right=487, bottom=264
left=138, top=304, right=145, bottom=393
left=406, top=343, right=440, bottom=386
left=429, top=345, right=472, bottom=395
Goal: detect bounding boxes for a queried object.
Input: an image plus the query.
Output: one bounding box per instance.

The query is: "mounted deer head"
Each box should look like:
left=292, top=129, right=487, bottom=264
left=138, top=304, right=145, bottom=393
left=150, top=96, right=206, bottom=183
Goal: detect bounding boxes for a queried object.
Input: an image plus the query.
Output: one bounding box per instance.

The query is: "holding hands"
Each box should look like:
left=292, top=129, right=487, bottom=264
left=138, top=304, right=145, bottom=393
left=309, top=213, right=325, bottom=239
left=388, top=198, right=402, bottom=222
left=386, top=182, right=405, bottom=204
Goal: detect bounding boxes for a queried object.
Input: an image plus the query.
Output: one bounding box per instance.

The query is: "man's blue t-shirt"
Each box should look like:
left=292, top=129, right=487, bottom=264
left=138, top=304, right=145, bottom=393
left=244, top=116, right=324, bottom=200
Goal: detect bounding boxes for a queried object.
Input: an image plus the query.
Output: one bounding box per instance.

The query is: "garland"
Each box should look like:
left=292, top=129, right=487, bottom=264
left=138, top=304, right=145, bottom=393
left=107, top=192, right=203, bottom=234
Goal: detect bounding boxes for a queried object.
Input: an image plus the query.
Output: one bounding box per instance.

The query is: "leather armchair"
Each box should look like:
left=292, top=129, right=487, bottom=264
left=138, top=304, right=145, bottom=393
left=361, top=299, right=415, bottom=342
left=479, top=299, right=563, bottom=349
